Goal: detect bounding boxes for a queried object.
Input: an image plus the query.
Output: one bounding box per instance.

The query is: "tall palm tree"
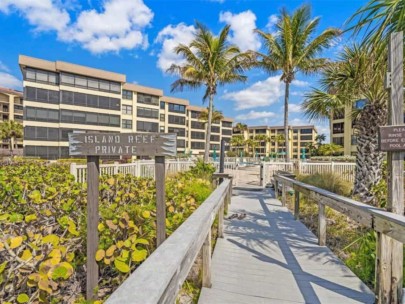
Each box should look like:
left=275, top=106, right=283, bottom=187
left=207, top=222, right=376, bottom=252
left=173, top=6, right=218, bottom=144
left=303, top=45, right=387, bottom=203
left=348, top=0, right=405, bottom=47
left=168, top=23, right=253, bottom=163
left=254, top=5, right=341, bottom=163
left=0, top=121, right=23, bottom=155
left=254, top=134, right=268, bottom=157
left=235, top=122, right=248, bottom=135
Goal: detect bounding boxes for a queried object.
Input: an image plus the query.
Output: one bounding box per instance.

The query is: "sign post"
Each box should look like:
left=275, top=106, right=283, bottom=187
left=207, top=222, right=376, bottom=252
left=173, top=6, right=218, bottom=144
left=377, top=32, right=404, bottom=304
left=69, top=132, right=176, bottom=300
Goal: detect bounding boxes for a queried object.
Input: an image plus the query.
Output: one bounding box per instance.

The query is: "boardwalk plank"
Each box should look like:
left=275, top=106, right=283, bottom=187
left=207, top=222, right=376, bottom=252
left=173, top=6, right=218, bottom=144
left=198, top=189, right=375, bottom=304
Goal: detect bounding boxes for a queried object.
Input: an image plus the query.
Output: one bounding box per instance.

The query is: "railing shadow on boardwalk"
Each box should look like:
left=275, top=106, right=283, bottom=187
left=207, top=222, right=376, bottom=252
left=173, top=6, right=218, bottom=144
left=223, top=189, right=373, bottom=304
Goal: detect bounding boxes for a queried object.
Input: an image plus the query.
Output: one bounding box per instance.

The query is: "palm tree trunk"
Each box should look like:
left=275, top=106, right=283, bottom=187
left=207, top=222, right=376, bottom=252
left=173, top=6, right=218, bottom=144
left=284, top=81, right=290, bottom=162
left=203, top=94, right=214, bottom=163
left=353, top=102, right=387, bottom=204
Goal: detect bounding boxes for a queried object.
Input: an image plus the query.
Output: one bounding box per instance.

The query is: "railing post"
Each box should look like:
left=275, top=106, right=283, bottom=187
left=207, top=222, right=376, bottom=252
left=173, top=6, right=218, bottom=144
left=113, top=161, right=119, bottom=175
left=331, top=161, right=335, bottom=174
left=202, top=228, right=212, bottom=288
left=260, top=163, right=264, bottom=187
left=70, top=162, right=77, bottom=181
left=218, top=203, right=224, bottom=238
left=136, top=161, right=141, bottom=177
left=274, top=179, right=279, bottom=198
left=294, top=191, right=300, bottom=220
left=281, top=183, right=286, bottom=207
left=318, top=202, right=326, bottom=246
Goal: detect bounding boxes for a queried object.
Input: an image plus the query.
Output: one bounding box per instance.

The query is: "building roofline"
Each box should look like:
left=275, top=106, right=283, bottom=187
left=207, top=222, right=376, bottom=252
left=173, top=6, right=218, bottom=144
left=19, top=55, right=126, bottom=83
left=123, top=83, right=163, bottom=96
left=161, top=95, right=189, bottom=106
left=0, top=86, right=23, bottom=97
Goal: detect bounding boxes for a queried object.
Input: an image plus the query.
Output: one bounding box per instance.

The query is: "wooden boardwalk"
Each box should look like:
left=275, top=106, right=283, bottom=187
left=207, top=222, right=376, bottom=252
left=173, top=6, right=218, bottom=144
left=198, top=189, right=375, bottom=304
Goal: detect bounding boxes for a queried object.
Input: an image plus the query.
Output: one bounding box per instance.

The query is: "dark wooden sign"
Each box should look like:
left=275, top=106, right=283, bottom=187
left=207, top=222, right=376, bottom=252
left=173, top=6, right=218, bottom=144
left=68, top=132, right=176, bottom=300
left=68, top=132, right=177, bottom=156
left=378, top=125, right=405, bottom=151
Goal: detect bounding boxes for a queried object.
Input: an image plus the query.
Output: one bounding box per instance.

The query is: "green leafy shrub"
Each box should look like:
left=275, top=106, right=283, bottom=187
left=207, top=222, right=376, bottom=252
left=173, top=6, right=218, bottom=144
left=0, top=160, right=213, bottom=302
left=188, top=159, right=216, bottom=180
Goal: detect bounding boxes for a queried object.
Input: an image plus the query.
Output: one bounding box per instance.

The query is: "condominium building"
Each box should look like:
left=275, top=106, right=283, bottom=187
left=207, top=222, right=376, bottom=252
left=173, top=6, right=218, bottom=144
left=0, top=86, right=23, bottom=150
left=233, top=125, right=318, bottom=159
left=19, top=55, right=233, bottom=159
left=330, top=100, right=368, bottom=156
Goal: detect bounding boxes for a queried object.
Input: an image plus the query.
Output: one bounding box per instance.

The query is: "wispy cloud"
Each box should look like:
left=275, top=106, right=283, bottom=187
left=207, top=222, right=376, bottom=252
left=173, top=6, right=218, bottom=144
left=235, top=110, right=276, bottom=121
left=222, top=76, right=283, bottom=110
left=292, top=79, right=310, bottom=87
left=289, top=103, right=303, bottom=113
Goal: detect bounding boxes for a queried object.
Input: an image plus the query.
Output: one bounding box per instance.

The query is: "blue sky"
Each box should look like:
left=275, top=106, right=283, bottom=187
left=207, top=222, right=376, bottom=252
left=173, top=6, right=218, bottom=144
left=0, top=0, right=368, bottom=139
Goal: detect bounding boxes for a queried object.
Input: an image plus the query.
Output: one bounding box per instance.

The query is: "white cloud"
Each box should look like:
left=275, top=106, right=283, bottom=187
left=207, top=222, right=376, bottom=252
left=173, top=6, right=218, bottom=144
left=0, top=0, right=154, bottom=54
left=222, top=76, right=283, bottom=110
left=291, top=91, right=306, bottom=97
left=155, top=23, right=196, bottom=73
left=219, top=10, right=261, bottom=51
left=266, top=14, right=279, bottom=30
left=0, top=72, right=22, bottom=89
left=289, top=103, right=303, bottom=113
left=292, top=79, right=310, bottom=87
left=0, top=61, right=10, bottom=72
left=235, top=110, right=276, bottom=120
left=208, top=0, right=225, bottom=2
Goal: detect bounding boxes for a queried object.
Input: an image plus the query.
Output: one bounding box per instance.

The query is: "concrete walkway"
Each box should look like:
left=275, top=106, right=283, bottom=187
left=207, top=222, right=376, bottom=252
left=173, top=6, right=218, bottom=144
left=198, top=189, right=374, bottom=304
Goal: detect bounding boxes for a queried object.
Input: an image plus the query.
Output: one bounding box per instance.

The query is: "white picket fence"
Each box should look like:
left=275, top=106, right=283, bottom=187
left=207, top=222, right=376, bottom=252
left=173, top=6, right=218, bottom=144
left=71, top=160, right=239, bottom=183
left=262, top=161, right=356, bottom=186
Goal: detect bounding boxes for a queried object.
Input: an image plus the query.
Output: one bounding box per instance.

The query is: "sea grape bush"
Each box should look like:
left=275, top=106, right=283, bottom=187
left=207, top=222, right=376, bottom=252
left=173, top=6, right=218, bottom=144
left=0, top=160, right=213, bottom=303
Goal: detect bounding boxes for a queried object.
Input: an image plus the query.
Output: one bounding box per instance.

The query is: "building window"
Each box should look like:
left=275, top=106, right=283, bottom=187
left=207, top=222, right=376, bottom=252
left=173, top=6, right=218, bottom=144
left=255, top=129, right=266, bottom=134
left=24, top=126, right=59, bottom=141
left=59, top=109, right=120, bottom=127
left=60, top=90, right=120, bottom=110
left=24, top=107, right=59, bottom=122
left=210, top=144, right=220, bottom=150
left=300, top=135, right=313, bottom=141
left=160, top=114, right=165, bottom=122
left=333, top=122, right=344, bottom=134
left=191, top=131, right=205, bottom=140
left=24, top=68, right=58, bottom=85
left=222, top=129, right=232, bottom=136
left=60, top=72, right=121, bottom=94
left=168, top=115, right=186, bottom=125
left=210, top=135, right=220, bottom=142
left=333, top=137, right=344, bottom=146
left=24, top=87, right=60, bottom=104
left=222, top=121, right=232, bottom=128
left=300, top=128, right=312, bottom=134
left=137, top=107, right=159, bottom=119
left=190, top=111, right=200, bottom=118
left=24, top=146, right=61, bottom=160
left=122, top=119, right=132, bottom=129
left=137, top=121, right=159, bottom=132
left=211, top=126, right=220, bottom=133
left=122, top=90, right=133, bottom=100
left=168, top=103, right=186, bottom=113
left=177, top=139, right=186, bottom=148
left=122, top=105, right=133, bottom=115
left=191, top=121, right=204, bottom=129
left=160, top=126, right=165, bottom=133
left=333, top=110, right=345, bottom=120
left=160, top=101, right=165, bottom=109
left=14, top=105, right=23, bottom=111
left=351, top=135, right=358, bottom=145
left=137, top=93, right=159, bottom=106
left=168, top=127, right=186, bottom=137
left=191, top=141, right=205, bottom=149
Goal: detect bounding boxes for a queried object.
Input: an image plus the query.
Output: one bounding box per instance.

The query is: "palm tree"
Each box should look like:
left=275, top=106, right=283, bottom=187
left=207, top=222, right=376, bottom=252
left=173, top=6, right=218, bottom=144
left=304, top=142, right=318, bottom=157
left=168, top=22, right=253, bottom=163
left=303, top=45, right=387, bottom=203
left=245, top=139, right=258, bottom=157
left=318, top=143, right=344, bottom=157
left=230, top=135, right=245, bottom=155
left=0, top=121, right=23, bottom=155
left=348, top=0, right=405, bottom=47
left=254, top=134, right=268, bottom=157
left=254, top=5, right=341, bottom=163
left=235, top=122, right=248, bottom=135
left=198, top=107, right=224, bottom=124
left=315, top=134, right=326, bottom=146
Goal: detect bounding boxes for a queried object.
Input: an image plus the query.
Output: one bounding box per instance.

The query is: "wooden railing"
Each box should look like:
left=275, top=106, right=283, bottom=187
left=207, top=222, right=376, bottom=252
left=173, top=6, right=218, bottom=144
left=274, top=173, right=405, bottom=303
left=106, top=178, right=232, bottom=304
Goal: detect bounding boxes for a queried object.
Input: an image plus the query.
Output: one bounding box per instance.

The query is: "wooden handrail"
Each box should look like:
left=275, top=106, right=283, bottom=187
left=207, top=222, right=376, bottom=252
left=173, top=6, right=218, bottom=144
left=274, top=174, right=405, bottom=304
left=106, top=179, right=232, bottom=304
